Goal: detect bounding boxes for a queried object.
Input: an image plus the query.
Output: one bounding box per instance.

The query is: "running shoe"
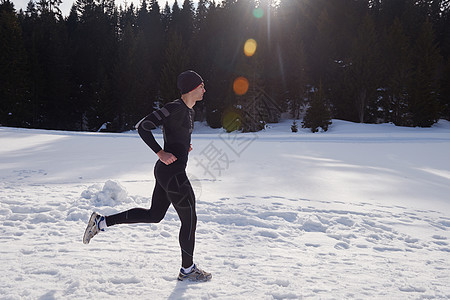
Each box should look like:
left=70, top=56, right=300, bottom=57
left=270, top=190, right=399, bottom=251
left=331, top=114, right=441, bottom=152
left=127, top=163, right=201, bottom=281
left=178, top=264, right=212, bottom=282
left=83, top=212, right=104, bottom=244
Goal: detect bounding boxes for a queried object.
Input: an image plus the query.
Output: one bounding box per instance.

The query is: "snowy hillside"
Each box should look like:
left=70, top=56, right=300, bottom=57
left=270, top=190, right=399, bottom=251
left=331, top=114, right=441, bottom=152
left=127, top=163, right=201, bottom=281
left=1, top=120, right=450, bottom=299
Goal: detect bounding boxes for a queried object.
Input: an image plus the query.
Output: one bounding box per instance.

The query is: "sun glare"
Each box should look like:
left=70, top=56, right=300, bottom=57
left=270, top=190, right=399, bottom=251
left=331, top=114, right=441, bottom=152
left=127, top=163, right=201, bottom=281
left=253, top=7, right=264, bottom=18
left=244, top=39, right=257, bottom=57
left=222, top=111, right=241, bottom=132
left=233, top=77, right=249, bottom=95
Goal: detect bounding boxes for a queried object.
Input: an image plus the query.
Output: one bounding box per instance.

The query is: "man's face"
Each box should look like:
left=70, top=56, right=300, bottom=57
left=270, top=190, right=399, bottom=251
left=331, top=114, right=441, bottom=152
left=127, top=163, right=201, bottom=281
left=191, top=83, right=206, bottom=101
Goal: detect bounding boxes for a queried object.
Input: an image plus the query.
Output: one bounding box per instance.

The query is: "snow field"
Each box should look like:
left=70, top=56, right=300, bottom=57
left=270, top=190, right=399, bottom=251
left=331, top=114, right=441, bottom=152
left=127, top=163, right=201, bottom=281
left=0, top=120, right=449, bottom=299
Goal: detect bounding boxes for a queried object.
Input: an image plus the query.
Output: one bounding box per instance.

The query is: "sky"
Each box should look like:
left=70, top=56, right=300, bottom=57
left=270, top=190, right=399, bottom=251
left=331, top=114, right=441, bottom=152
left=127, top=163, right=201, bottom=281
left=11, top=0, right=197, bottom=16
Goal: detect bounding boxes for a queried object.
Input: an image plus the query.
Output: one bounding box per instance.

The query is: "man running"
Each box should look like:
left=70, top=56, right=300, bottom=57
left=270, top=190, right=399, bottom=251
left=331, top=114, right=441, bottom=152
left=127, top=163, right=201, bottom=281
left=83, top=70, right=211, bottom=282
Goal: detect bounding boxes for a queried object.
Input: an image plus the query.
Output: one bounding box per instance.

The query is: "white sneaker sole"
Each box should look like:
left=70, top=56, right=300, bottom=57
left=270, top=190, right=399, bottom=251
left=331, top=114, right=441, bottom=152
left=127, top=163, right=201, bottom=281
left=83, top=212, right=98, bottom=244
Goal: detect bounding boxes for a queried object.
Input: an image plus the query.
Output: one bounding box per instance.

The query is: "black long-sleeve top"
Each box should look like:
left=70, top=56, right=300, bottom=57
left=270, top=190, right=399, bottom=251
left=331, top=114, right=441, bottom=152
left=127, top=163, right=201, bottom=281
left=136, top=99, right=194, bottom=164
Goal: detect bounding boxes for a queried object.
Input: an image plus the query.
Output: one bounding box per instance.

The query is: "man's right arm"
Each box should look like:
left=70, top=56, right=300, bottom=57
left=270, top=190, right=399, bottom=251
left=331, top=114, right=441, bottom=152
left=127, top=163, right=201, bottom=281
left=135, top=105, right=179, bottom=165
left=136, top=113, right=163, bottom=154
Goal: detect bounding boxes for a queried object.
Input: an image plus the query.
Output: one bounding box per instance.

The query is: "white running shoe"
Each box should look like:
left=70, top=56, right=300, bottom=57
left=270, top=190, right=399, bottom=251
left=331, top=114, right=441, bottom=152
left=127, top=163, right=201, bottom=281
left=178, top=264, right=212, bottom=282
left=83, top=212, right=104, bottom=244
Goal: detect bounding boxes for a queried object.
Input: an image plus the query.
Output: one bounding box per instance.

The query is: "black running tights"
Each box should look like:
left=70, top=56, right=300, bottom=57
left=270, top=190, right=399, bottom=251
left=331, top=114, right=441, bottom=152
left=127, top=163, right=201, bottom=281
left=105, top=161, right=197, bottom=268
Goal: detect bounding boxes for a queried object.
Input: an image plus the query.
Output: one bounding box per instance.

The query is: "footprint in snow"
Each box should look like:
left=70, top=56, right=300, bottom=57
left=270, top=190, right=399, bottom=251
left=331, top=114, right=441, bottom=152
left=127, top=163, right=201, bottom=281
left=334, top=242, right=350, bottom=250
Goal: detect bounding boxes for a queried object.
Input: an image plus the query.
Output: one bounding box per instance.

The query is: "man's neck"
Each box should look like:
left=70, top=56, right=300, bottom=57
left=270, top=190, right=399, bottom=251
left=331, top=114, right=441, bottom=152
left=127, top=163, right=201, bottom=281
left=181, top=95, right=196, bottom=109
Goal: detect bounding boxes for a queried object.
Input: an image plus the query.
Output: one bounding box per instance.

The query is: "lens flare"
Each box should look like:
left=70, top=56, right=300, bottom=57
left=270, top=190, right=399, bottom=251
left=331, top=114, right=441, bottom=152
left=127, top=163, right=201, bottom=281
left=233, top=77, right=249, bottom=96
left=222, top=111, right=241, bottom=132
left=253, top=7, right=264, bottom=18
left=244, top=39, right=257, bottom=57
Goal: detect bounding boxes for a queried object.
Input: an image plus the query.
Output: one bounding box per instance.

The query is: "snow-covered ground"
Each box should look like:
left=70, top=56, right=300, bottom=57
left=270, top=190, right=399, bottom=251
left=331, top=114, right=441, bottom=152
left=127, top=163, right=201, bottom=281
left=1, top=119, right=449, bottom=299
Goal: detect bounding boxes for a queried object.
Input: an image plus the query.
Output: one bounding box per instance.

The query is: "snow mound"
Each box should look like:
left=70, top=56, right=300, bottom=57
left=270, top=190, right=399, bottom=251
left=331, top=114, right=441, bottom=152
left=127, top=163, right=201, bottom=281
left=81, top=180, right=134, bottom=207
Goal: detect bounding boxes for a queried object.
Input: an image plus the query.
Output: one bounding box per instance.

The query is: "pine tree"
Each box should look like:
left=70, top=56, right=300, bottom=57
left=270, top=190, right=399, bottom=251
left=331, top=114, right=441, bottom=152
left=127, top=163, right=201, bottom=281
left=41, top=12, right=71, bottom=129
left=0, top=0, right=31, bottom=127
left=255, top=0, right=284, bottom=124
left=309, top=8, right=335, bottom=86
left=276, top=0, right=307, bottom=119
left=110, top=22, right=137, bottom=131
left=192, top=1, right=227, bottom=127
left=382, top=18, right=412, bottom=126
left=168, top=0, right=181, bottom=33
left=302, top=83, right=332, bottom=133
left=194, top=0, right=207, bottom=34
left=226, top=0, right=282, bottom=132
left=20, top=0, right=43, bottom=127
left=235, top=56, right=271, bottom=132
left=441, top=58, right=450, bottom=120
left=137, top=0, right=148, bottom=29
left=285, top=30, right=308, bottom=120
left=66, top=4, right=78, bottom=38
left=135, top=0, right=163, bottom=109
left=408, top=19, right=442, bottom=127
left=18, top=0, right=72, bottom=129
left=160, top=31, right=189, bottom=103
left=291, top=120, right=298, bottom=132
left=36, top=0, right=63, bottom=19
left=346, top=13, right=382, bottom=123
left=70, top=0, right=117, bottom=130
left=179, top=0, right=194, bottom=44
left=161, top=1, right=171, bottom=32
left=438, top=0, right=450, bottom=60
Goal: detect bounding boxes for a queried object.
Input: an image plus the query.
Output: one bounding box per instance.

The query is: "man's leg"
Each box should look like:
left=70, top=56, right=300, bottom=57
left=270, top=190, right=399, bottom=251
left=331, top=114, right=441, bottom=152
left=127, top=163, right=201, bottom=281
left=105, top=182, right=170, bottom=226
left=168, top=172, right=211, bottom=282
left=167, top=172, right=197, bottom=268
left=83, top=181, right=170, bottom=244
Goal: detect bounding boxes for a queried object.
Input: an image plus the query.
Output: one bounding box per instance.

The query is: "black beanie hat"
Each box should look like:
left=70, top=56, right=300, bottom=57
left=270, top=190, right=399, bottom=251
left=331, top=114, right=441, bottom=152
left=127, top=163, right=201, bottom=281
left=177, top=70, right=203, bottom=94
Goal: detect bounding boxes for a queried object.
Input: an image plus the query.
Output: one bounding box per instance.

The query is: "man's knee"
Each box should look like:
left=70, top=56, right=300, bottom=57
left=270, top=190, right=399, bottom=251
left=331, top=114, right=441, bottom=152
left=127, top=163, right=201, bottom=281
left=152, top=214, right=165, bottom=223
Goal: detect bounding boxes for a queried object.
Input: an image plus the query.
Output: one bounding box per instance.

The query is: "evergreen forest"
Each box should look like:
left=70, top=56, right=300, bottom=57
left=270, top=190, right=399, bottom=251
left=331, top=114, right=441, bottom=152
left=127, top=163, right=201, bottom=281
left=1, top=0, right=450, bottom=132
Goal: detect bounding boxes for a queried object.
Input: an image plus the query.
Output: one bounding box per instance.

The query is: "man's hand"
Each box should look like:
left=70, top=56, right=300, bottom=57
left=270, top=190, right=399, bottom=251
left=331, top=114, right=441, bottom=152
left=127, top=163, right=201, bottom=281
left=189, top=144, right=193, bottom=152
left=157, top=150, right=177, bottom=165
